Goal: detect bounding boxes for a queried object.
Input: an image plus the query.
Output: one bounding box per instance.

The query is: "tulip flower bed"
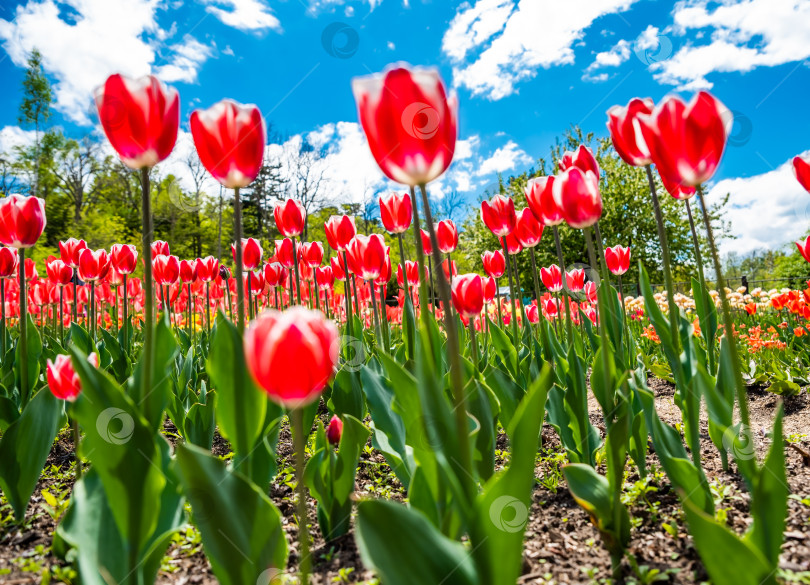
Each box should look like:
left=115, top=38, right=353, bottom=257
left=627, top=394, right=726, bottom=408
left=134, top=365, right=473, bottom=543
left=2, top=65, right=810, bottom=585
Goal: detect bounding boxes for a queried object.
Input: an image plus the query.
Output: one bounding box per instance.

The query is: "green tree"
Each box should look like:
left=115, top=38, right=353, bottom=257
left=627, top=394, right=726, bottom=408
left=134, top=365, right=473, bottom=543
left=17, top=48, right=53, bottom=198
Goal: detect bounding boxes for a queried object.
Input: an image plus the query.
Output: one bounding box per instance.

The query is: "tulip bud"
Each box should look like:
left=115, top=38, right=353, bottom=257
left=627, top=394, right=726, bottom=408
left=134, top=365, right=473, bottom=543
left=326, top=415, right=343, bottom=446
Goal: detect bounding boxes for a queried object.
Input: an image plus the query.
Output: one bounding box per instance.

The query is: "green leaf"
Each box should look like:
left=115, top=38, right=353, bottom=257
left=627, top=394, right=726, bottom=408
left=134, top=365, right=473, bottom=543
left=356, top=499, right=479, bottom=585
left=15, top=314, right=42, bottom=395
left=207, top=315, right=266, bottom=460
left=0, top=386, right=63, bottom=520
left=130, top=315, right=178, bottom=432
left=176, top=443, right=288, bottom=585
left=68, top=322, right=93, bottom=355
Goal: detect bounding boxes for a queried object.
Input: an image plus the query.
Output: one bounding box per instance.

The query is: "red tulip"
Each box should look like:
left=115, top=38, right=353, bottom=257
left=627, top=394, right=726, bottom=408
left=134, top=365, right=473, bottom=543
left=397, top=260, right=421, bottom=288
left=46, top=258, right=73, bottom=285
left=326, top=414, right=343, bottom=446
left=301, top=241, right=324, bottom=268
left=330, top=256, right=346, bottom=281
left=483, top=276, right=496, bottom=302
left=659, top=170, right=696, bottom=200
left=264, top=262, right=287, bottom=287
left=244, top=307, right=339, bottom=408
left=638, top=91, right=730, bottom=187
left=797, top=236, right=810, bottom=263
left=0, top=194, right=46, bottom=249
left=559, top=144, right=599, bottom=177
left=793, top=155, right=810, bottom=194
left=315, top=266, right=334, bottom=289
left=481, top=250, right=505, bottom=279
left=274, top=199, right=306, bottom=238
left=246, top=270, right=264, bottom=295
left=59, top=238, right=87, bottom=268
left=375, top=255, right=392, bottom=287
left=190, top=99, right=266, bottom=189
left=503, top=233, right=522, bottom=255
left=420, top=229, right=433, bottom=255
left=153, top=254, right=180, bottom=285
left=46, top=353, right=98, bottom=402
left=232, top=238, right=263, bottom=270
left=24, top=258, right=37, bottom=280
left=541, top=265, right=562, bottom=293
left=151, top=240, right=170, bottom=259
left=526, top=303, right=540, bottom=324
left=604, top=245, right=631, bottom=276
left=196, top=256, right=220, bottom=282
left=347, top=234, right=387, bottom=281
left=566, top=268, right=585, bottom=293
left=481, top=194, right=516, bottom=237
left=352, top=64, right=457, bottom=186
left=515, top=208, right=543, bottom=248
left=553, top=166, right=602, bottom=229
left=451, top=273, right=484, bottom=319
left=324, top=215, right=356, bottom=251
left=525, top=176, right=563, bottom=227
left=95, top=74, right=179, bottom=169
left=0, top=247, right=18, bottom=278
left=441, top=258, right=457, bottom=279
left=436, top=219, right=458, bottom=254
left=179, top=259, right=198, bottom=283
left=110, top=243, right=138, bottom=274
left=541, top=293, right=559, bottom=319
left=78, top=248, right=110, bottom=282
left=606, top=98, right=654, bottom=167
left=379, top=192, right=412, bottom=234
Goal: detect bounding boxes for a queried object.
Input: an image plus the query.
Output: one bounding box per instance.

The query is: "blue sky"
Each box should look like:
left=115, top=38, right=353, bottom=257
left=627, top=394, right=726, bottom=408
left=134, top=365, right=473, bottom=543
left=1, top=0, right=809, bottom=255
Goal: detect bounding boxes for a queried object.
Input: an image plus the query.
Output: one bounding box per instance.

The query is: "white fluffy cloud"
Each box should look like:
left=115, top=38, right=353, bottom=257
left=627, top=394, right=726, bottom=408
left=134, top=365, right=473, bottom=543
left=708, top=152, right=810, bottom=256
left=203, top=0, right=281, bottom=32
left=476, top=140, right=531, bottom=176
left=0, top=126, right=36, bottom=154
left=442, top=0, right=639, bottom=99
left=0, top=0, right=213, bottom=125
left=655, top=0, right=810, bottom=90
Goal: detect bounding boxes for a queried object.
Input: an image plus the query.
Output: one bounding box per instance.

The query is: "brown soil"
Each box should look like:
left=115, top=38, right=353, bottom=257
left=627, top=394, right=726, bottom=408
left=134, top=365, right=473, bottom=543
left=1, top=381, right=808, bottom=584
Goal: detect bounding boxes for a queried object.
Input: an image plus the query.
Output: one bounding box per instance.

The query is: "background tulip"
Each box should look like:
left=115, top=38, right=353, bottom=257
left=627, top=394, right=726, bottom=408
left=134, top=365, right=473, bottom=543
left=110, top=244, right=138, bottom=274
left=78, top=248, right=110, bottom=281
left=197, top=256, right=220, bottom=282
left=324, top=215, right=356, bottom=251
left=605, top=245, right=631, bottom=276
left=326, top=415, right=343, bottom=446
left=46, top=258, right=73, bottom=285
left=451, top=273, right=484, bottom=319
left=347, top=235, right=387, bottom=281
left=0, top=247, right=18, bottom=278
left=525, top=176, right=563, bottom=227
left=541, top=265, right=562, bottom=292
left=151, top=240, right=170, bottom=259
left=481, top=250, right=505, bottom=279
left=379, top=192, right=412, bottom=234
left=559, top=144, right=600, bottom=177
left=0, top=195, right=46, bottom=249
left=515, top=208, right=543, bottom=248
left=47, top=353, right=98, bottom=402
left=481, top=194, right=516, bottom=237
left=95, top=74, right=179, bottom=169
left=606, top=98, right=654, bottom=167
left=553, top=166, right=602, bottom=229
left=153, top=254, right=180, bottom=285
left=59, top=238, right=87, bottom=268
left=274, top=199, right=307, bottom=238
left=436, top=219, right=458, bottom=254
left=793, top=155, right=810, bottom=194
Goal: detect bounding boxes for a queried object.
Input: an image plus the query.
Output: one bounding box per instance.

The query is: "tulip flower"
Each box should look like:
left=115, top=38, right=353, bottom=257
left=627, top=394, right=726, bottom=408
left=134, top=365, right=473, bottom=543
left=301, top=241, right=324, bottom=268
left=397, top=261, right=421, bottom=288
left=78, top=248, right=110, bottom=282
left=0, top=194, right=46, bottom=249
left=24, top=258, right=38, bottom=281
left=196, top=256, right=220, bottom=282
left=420, top=229, right=433, bottom=255
left=59, top=238, right=87, bottom=268
left=559, top=144, right=600, bottom=177
left=436, top=219, right=458, bottom=254
left=525, top=176, right=563, bottom=227
left=793, top=155, right=810, bottom=194
left=638, top=91, right=730, bottom=187
left=503, top=233, right=522, bottom=255
left=347, top=234, right=387, bottom=281
left=451, top=273, right=484, bottom=319
left=153, top=254, right=180, bottom=286
left=541, top=293, right=560, bottom=319
left=352, top=64, right=457, bottom=186
left=660, top=170, right=696, bottom=200
left=796, top=236, right=810, bottom=264
left=553, top=166, right=602, bottom=229
left=264, top=262, right=288, bottom=288
left=566, top=269, right=585, bottom=293
left=275, top=238, right=297, bottom=269
left=604, top=245, right=631, bottom=276
left=47, top=353, right=99, bottom=402
left=541, top=265, right=563, bottom=293
left=584, top=281, right=598, bottom=304
left=0, top=247, right=18, bottom=278
left=326, top=415, right=343, bottom=446
left=379, top=192, right=412, bottom=234
left=151, top=240, right=170, bottom=259
left=526, top=303, right=540, bottom=324
left=274, top=199, right=307, bottom=238
left=441, top=258, right=457, bottom=280
left=483, top=276, right=496, bottom=302
left=46, top=258, right=73, bottom=285
left=330, top=256, right=346, bottom=281
left=315, top=266, right=334, bottom=289
left=481, top=250, right=505, bottom=279
left=481, top=194, right=516, bottom=237
left=179, top=259, right=198, bottom=283
left=515, top=208, right=543, bottom=248
left=110, top=243, right=138, bottom=274
left=190, top=99, right=266, bottom=189
left=232, top=238, right=263, bottom=270
left=95, top=74, right=179, bottom=170
left=324, top=215, right=356, bottom=251
left=606, top=98, right=654, bottom=167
